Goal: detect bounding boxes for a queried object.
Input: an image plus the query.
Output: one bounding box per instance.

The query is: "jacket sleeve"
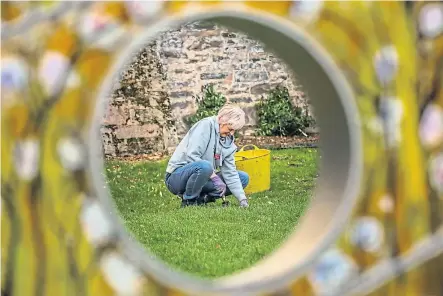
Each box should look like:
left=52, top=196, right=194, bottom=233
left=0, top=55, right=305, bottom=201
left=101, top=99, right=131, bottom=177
left=185, top=119, right=212, bottom=163
left=221, top=152, right=247, bottom=202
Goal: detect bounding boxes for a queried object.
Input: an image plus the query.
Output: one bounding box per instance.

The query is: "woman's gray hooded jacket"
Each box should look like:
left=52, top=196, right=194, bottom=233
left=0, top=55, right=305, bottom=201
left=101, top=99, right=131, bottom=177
left=166, top=116, right=246, bottom=202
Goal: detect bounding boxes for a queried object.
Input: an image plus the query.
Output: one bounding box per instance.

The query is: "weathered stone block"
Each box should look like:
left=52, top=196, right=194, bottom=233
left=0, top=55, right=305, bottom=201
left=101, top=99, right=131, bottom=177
left=188, top=29, right=220, bottom=37
left=230, top=83, right=250, bottom=92
left=103, top=105, right=128, bottom=125
left=224, top=45, right=247, bottom=53
left=163, top=125, right=178, bottom=150
left=200, top=73, right=228, bottom=80
left=249, top=52, right=268, bottom=62
left=174, top=121, right=190, bottom=136
left=133, top=108, right=163, bottom=124
left=148, top=81, right=165, bottom=91
left=170, top=101, right=193, bottom=113
left=160, top=38, right=182, bottom=49
left=149, top=97, right=159, bottom=107
left=243, top=106, right=258, bottom=125
left=250, top=83, right=278, bottom=95
left=167, top=80, right=195, bottom=89
left=114, top=124, right=160, bottom=139
left=221, top=32, right=236, bottom=38
left=109, top=96, right=126, bottom=106
left=203, top=62, right=230, bottom=73
left=213, top=55, right=226, bottom=62
left=209, top=40, right=223, bottom=47
left=103, top=144, right=116, bottom=156
left=163, top=50, right=184, bottom=58
left=234, top=71, right=268, bottom=83
left=240, top=63, right=262, bottom=71
left=228, top=97, right=253, bottom=104
left=223, top=72, right=233, bottom=85
left=117, top=141, right=128, bottom=154
left=249, top=45, right=265, bottom=53
left=191, top=21, right=217, bottom=30
left=263, top=61, right=285, bottom=72
left=226, top=88, right=247, bottom=95
left=170, top=91, right=194, bottom=98
left=187, top=39, right=206, bottom=51
left=126, top=137, right=163, bottom=155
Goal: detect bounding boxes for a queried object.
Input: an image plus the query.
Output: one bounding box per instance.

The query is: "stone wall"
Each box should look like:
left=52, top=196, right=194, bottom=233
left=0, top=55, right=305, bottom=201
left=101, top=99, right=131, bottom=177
left=102, top=22, right=310, bottom=157
left=101, top=44, right=178, bottom=157
left=158, top=22, right=309, bottom=136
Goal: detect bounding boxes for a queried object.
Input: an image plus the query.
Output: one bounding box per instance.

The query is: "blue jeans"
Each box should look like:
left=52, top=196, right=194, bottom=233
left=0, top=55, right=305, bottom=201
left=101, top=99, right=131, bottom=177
left=165, top=160, right=249, bottom=200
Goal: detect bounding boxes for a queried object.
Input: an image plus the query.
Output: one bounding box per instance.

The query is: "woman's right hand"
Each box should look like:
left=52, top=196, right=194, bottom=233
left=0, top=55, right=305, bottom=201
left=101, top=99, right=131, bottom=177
left=240, top=199, right=249, bottom=208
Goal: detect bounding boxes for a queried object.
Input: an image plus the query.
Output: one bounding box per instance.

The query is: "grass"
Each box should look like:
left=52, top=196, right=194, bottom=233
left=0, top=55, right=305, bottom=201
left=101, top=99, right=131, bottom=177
left=105, top=148, right=318, bottom=279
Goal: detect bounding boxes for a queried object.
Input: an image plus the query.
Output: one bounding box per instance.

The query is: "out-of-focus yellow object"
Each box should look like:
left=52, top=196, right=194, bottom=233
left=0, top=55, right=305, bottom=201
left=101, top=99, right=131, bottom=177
left=2, top=1, right=443, bottom=296
left=235, top=145, right=271, bottom=194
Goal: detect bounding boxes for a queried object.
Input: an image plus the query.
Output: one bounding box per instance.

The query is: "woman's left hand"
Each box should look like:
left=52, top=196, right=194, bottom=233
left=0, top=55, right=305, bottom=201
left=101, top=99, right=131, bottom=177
left=210, top=175, right=227, bottom=196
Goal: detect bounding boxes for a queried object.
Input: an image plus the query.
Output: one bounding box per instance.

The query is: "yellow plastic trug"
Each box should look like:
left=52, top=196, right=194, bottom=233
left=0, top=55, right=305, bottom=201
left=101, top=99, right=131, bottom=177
left=235, top=145, right=271, bottom=194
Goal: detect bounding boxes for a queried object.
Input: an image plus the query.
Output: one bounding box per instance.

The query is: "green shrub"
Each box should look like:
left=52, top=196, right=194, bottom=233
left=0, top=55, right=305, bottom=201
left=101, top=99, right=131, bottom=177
left=256, top=85, right=314, bottom=136
left=187, top=84, right=227, bottom=127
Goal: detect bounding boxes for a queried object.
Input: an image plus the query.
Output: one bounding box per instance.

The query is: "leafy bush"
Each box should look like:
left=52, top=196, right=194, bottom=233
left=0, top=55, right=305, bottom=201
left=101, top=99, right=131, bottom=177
left=187, top=84, right=227, bottom=127
left=256, top=85, right=314, bottom=136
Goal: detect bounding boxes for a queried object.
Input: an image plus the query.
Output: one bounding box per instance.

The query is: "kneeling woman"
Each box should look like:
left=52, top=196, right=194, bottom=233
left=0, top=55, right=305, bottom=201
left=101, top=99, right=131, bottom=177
left=165, top=104, right=249, bottom=208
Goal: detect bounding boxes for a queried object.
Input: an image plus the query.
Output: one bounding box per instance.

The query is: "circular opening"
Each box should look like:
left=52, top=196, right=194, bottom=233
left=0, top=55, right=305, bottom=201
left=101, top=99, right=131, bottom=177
left=100, top=19, right=320, bottom=280
left=89, top=7, right=362, bottom=295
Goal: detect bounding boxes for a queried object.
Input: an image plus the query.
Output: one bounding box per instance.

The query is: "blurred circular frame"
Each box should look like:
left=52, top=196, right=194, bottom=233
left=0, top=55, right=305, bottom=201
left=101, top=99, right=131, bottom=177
left=89, top=7, right=362, bottom=295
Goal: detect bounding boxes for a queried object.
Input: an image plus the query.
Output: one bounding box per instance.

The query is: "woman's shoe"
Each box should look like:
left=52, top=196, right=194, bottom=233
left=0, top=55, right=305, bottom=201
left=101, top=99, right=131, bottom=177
left=202, top=195, right=216, bottom=204
left=180, top=196, right=205, bottom=208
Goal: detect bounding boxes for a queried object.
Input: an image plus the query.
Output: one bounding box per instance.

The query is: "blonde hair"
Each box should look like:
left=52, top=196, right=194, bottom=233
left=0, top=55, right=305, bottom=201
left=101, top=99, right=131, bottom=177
left=217, top=104, right=246, bottom=130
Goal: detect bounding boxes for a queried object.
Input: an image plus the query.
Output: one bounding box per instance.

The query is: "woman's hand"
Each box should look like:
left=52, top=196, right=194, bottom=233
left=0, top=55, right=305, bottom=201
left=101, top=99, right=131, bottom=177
left=210, top=174, right=226, bottom=196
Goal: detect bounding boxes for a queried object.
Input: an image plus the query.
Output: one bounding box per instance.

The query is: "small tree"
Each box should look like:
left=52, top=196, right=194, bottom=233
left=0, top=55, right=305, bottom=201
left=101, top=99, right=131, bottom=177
left=256, top=85, right=313, bottom=136
left=187, top=84, right=227, bottom=126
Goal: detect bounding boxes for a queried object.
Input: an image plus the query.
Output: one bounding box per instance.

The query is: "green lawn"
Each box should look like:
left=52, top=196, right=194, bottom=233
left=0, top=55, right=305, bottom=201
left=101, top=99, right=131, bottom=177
left=105, top=148, right=318, bottom=279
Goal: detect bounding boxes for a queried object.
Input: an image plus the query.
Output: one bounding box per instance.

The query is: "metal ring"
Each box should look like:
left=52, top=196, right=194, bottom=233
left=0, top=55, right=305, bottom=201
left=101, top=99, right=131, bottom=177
left=2, top=2, right=442, bottom=296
